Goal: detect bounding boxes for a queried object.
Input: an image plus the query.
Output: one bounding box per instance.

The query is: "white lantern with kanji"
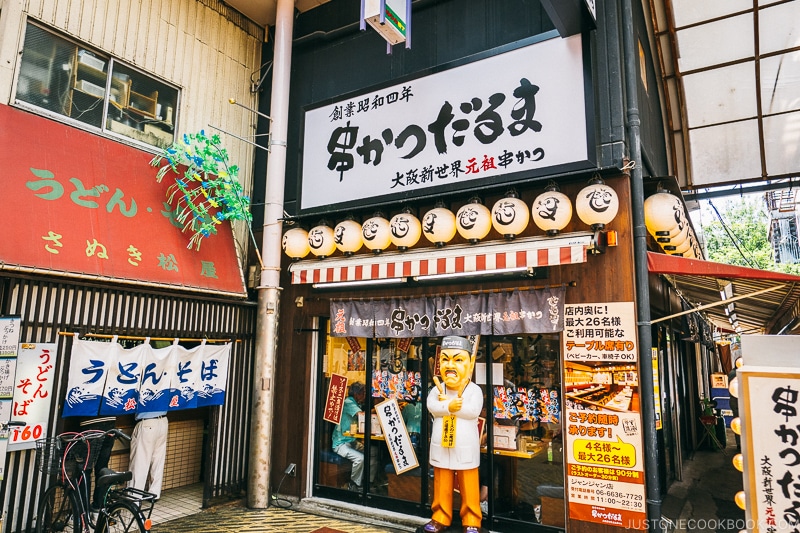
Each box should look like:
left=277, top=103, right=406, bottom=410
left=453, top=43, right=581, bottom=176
left=282, top=227, right=310, bottom=260
left=390, top=211, right=422, bottom=251
left=456, top=200, right=492, bottom=243
left=422, top=206, right=457, bottom=247
left=492, top=194, right=530, bottom=239
left=308, top=224, right=337, bottom=258
left=531, top=184, right=573, bottom=236
left=576, top=178, right=619, bottom=230
left=362, top=215, right=392, bottom=253
left=334, top=219, right=363, bottom=256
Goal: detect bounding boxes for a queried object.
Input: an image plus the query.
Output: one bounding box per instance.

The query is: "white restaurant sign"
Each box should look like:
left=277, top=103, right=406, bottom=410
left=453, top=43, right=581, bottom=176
left=740, top=335, right=800, bottom=533
left=300, top=33, right=592, bottom=213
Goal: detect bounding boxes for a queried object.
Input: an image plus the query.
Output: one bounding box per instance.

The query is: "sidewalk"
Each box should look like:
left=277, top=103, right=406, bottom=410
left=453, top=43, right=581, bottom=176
left=661, top=428, right=745, bottom=533
left=153, top=429, right=746, bottom=533
left=151, top=498, right=418, bottom=533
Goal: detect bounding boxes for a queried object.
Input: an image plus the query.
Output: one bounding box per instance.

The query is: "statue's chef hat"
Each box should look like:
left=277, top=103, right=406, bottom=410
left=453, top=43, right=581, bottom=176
left=441, top=336, right=472, bottom=353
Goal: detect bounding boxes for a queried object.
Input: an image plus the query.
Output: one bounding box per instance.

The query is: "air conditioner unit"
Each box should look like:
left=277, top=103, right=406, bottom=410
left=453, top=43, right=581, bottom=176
left=77, top=50, right=106, bottom=71
left=76, top=79, right=106, bottom=99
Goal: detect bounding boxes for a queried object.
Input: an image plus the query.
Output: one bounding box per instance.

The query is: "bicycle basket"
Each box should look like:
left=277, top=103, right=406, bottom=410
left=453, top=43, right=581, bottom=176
left=36, top=432, right=107, bottom=478
left=35, top=437, right=64, bottom=475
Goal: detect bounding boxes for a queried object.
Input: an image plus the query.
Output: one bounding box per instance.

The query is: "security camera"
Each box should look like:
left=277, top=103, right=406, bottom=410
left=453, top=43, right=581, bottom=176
left=284, top=463, right=296, bottom=477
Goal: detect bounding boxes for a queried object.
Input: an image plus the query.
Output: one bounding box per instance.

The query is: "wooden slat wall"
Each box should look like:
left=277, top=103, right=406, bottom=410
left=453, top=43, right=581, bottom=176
left=0, top=274, right=256, bottom=533
left=1, top=0, right=264, bottom=263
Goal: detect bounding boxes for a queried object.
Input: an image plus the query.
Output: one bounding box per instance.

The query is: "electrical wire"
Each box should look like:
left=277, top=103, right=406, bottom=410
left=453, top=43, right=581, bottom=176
left=270, top=471, right=294, bottom=509
left=707, top=199, right=758, bottom=269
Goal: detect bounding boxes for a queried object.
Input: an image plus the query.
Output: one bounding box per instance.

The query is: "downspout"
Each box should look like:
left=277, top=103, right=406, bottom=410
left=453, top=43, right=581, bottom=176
left=621, top=0, right=663, bottom=530
left=248, top=0, right=294, bottom=509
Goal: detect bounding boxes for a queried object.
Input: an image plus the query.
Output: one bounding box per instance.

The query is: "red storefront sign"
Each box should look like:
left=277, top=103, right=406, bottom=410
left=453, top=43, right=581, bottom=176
left=0, top=105, right=246, bottom=295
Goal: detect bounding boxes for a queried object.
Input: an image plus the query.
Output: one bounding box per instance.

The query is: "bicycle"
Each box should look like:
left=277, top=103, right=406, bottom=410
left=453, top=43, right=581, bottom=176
left=35, top=428, right=156, bottom=533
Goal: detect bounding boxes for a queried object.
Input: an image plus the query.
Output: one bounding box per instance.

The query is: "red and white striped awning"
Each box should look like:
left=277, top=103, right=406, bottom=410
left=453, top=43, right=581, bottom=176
left=289, top=232, right=595, bottom=285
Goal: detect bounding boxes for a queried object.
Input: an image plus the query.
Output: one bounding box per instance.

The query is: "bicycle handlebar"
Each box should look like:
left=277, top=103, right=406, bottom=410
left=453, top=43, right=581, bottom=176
left=3, top=421, right=25, bottom=427
left=109, top=428, right=132, bottom=442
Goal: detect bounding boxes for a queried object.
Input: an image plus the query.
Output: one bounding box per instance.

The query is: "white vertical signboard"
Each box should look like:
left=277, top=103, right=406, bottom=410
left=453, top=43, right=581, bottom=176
left=0, top=317, right=21, bottom=481
left=8, top=343, right=58, bottom=450
left=740, top=335, right=800, bottom=532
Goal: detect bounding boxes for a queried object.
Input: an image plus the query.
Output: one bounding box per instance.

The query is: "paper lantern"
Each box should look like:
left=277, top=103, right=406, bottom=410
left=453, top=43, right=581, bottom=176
left=492, top=194, right=530, bottom=240
left=728, top=376, right=738, bottom=398
left=362, top=215, right=392, bottom=253
left=456, top=200, right=492, bottom=243
left=422, top=206, right=457, bottom=247
left=732, top=453, right=743, bottom=472
left=730, top=417, right=741, bottom=435
left=334, top=219, right=363, bottom=256
left=644, top=191, right=683, bottom=238
left=308, top=224, right=337, bottom=258
left=532, top=183, right=573, bottom=236
left=282, top=227, right=310, bottom=260
left=734, top=491, right=746, bottom=510
left=390, top=211, right=422, bottom=250
left=576, top=177, right=619, bottom=230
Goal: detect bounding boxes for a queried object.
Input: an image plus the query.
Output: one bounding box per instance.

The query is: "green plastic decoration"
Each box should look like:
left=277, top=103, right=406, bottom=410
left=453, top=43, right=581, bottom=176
left=151, top=131, right=254, bottom=252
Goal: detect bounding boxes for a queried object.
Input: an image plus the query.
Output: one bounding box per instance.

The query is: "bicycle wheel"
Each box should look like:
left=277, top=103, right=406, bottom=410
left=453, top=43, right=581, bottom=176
left=36, top=484, right=79, bottom=533
left=95, top=500, right=146, bottom=533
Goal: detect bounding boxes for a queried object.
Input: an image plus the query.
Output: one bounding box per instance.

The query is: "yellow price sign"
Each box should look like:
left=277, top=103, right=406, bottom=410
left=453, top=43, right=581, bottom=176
left=572, top=437, right=637, bottom=468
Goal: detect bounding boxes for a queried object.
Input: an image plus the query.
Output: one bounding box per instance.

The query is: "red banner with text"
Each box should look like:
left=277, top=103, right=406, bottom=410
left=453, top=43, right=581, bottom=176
left=0, top=105, right=246, bottom=295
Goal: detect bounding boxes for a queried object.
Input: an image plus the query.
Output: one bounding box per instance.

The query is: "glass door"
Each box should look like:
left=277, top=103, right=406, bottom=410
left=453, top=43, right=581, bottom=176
left=485, top=334, right=566, bottom=531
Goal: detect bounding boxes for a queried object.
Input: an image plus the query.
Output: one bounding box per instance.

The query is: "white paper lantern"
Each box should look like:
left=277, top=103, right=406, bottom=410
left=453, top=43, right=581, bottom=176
left=422, top=206, right=457, bottom=247
left=282, top=227, right=310, bottom=260
left=362, top=215, right=392, bottom=253
left=456, top=200, right=492, bottom=243
left=644, top=191, right=686, bottom=242
left=390, top=211, right=422, bottom=250
left=492, top=195, right=530, bottom=239
left=334, top=219, right=363, bottom=256
left=576, top=178, right=619, bottom=230
left=308, top=224, right=337, bottom=258
left=532, top=184, right=573, bottom=236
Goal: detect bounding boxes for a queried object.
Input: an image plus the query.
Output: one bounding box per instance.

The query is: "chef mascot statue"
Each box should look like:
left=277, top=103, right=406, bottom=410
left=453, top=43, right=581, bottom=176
left=420, top=335, right=483, bottom=533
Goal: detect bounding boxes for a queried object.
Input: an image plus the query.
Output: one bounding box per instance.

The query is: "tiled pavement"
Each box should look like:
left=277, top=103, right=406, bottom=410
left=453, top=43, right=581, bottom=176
left=150, top=429, right=744, bottom=533
left=150, top=500, right=411, bottom=533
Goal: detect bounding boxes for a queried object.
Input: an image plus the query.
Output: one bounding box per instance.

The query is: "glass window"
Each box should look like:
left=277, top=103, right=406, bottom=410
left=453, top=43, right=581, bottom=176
left=17, top=23, right=178, bottom=149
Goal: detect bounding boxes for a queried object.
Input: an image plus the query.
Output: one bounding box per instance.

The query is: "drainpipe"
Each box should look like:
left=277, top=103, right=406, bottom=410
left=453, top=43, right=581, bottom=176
left=248, top=0, right=294, bottom=509
left=621, top=0, right=663, bottom=530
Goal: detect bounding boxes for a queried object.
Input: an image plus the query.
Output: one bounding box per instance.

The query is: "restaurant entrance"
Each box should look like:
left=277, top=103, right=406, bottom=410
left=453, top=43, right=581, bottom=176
left=312, top=320, right=568, bottom=531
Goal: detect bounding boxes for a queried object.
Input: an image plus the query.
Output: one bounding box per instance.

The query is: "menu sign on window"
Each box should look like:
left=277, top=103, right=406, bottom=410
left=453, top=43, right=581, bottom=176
left=563, top=302, right=646, bottom=530
left=323, top=373, right=349, bottom=424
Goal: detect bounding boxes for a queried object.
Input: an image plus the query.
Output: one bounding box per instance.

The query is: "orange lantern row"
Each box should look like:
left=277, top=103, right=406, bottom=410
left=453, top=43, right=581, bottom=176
left=283, top=180, right=619, bottom=260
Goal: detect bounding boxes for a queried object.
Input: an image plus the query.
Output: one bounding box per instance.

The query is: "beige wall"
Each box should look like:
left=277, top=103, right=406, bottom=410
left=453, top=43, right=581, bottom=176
left=0, top=0, right=264, bottom=262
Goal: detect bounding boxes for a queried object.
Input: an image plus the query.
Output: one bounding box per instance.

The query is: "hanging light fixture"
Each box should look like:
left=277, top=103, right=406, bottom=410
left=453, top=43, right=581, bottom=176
left=389, top=209, right=422, bottom=251
left=531, top=181, right=573, bottom=236
left=282, top=227, right=310, bottom=260
left=422, top=203, right=457, bottom=247
left=334, top=217, right=363, bottom=256
left=456, top=198, right=492, bottom=244
left=308, top=223, right=337, bottom=258
left=575, top=175, right=619, bottom=230
left=362, top=213, right=392, bottom=253
left=492, top=190, right=530, bottom=240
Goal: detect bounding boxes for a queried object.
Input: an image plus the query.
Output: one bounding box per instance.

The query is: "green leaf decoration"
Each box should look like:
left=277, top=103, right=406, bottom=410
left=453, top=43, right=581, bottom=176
left=151, top=131, right=253, bottom=251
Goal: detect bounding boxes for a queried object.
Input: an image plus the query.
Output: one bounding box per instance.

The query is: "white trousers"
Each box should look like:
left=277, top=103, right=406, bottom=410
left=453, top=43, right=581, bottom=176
left=128, top=417, right=168, bottom=498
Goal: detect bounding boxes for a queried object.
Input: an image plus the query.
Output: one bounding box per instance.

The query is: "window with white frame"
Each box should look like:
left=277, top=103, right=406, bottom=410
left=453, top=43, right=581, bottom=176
left=16, top=22, right=179, bottom=149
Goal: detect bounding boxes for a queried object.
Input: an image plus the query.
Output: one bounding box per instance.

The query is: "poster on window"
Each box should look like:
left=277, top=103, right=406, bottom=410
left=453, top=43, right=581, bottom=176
left=8, top=343, right=58, bottom=450
left=563, top=302, right=646, bottom=530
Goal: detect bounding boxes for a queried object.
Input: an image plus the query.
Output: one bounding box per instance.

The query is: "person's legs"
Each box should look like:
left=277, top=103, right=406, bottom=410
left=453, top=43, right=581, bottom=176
left=128, top=419, right=155, bottom=493
left=334, top=442, right=365, bottom=486
left=431, top=467, right=455, bottom=526
left=146, top=418, right=169, bottom=499
left=457, top=468, right=482, bottom=528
